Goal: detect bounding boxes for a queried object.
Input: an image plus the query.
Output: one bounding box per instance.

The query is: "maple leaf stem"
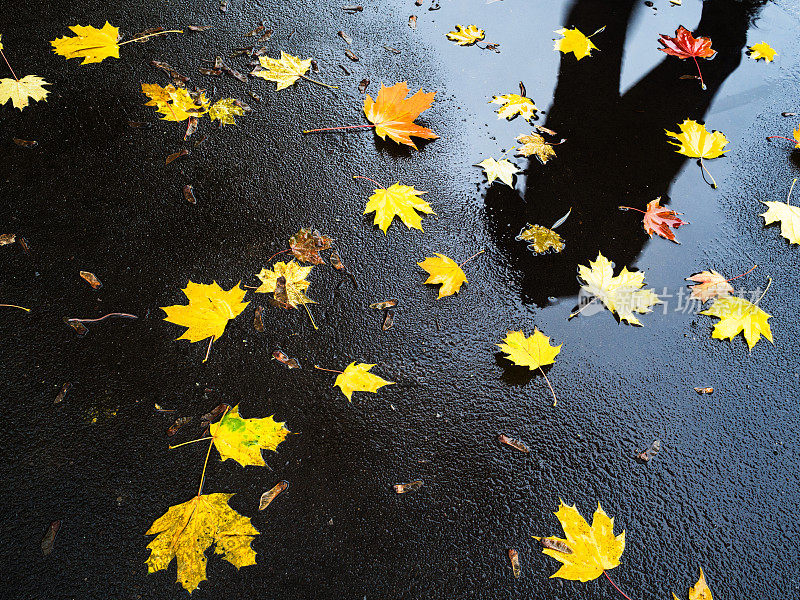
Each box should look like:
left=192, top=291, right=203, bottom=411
left=754, top=276, right=772, bottom=306
left=118, top=29, right=184, bottom=46
left=202, top=336, right=214, bottom=363
left=726, top=264, right=758, bottom=283
left=568, top=297, right=598, bottom=319
left=352, top=175, right=384, bottom=187
left=303, top=124, right=375, bottom=134
left=692, top=55, right=706, bottom=90
left=0, top=49, right=19, bottom=81
left=299, top=74, right=338, bottom=89
left=603, top=571, right=636, bottom=600
left=787, top=177, right=798, bottom=205
left=0, top=303, right=30, bottom=312
left=302, top=302, right=319, bottom=330
left=265, top=248, right=291, bottom=263
left=459, top=248, right=486, bottom=267
left=618, top=206, right=646, bottom=214
left=314, top=365, right=344, bottom=374
left=766, top=135, right=796, bottom=144
left=698, top=159, right=717, bottom=189
left=538, top=367, right=558, bottom=407
left=66, top=312, right=138, bottom=323
left=197, top=406, right=229, bottom=496
left=169, top=436, right=213, bottom=450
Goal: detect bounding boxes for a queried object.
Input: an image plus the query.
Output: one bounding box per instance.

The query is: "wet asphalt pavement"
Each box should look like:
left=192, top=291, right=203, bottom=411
left=1, top=0, right=799, bottom=598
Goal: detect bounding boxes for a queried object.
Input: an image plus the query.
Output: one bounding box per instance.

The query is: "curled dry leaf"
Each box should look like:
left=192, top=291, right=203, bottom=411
left=694, top=387, right=713, bottom=394
left=329, top=250, right=345, bottom=270
left=358, top=78, right=370, bottom=93
left=338, top=31, right=353, bottom=45
left=539, top=537, right=573, bottom=554
left=253, top=305, right=265, bottom=332
left=13, top=138, right=38, bottom=148
left=166, top=149, right=189, bottom=165
left=259, top=481, right=289, bottom=510
left=200, top=403, right=230, bottom=433
left=183, top=184, right=196, bottom=204
left=54, top=382, right=71, bottom=404
left=382, top=311, right=394, bottom=330
left=79, top=271, right=102, bottom=289
left=273, top=350, right=301, bottom=369
left=498, top=433, right=530, bottom=453
left=167, top=416, right=192, bottom=437
left=370, top=299, right=398, bottom=310
left=508, top=549, right=521, bottom=579
left=635, top=439, right=661, bottom=463
left=344, top=49, right=359, bottom=61
left=394, top=480, right=423, bottom=493
left=408, top=15, right=417, bottom=29
left=41, top=520, right=60, bottom=556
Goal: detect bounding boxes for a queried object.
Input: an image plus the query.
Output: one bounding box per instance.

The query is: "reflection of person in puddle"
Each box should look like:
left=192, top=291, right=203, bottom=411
left=484, top=0, right=768, bottom=307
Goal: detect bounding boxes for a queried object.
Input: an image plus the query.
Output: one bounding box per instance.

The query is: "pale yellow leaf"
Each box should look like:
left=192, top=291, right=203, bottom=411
left=476, top=157, right=518, bottom=187
left=0, top=75, right=50, bottom=110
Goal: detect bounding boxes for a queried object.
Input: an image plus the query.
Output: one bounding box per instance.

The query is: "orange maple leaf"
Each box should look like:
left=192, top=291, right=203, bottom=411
left=364, top=82, right=439, bottom=149
left=621, top=198, right=688, bottom=243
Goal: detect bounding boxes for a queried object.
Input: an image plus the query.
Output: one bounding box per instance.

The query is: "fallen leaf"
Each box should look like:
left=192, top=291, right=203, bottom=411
left=51, top=22, right=120, bottom=64
left=334, top=362, right=394, bottom=401
left=666, top=119, right=728, bottom=159
left=165, top=149, right=189, bottom=165
left=259, top=481, right=289, bottom=510
left=699, top=295, right=773, bottom=350
left=553, top=27, right=599, bottom=60
left=146, top=493, right=258, bottom=593
left=632, top=198, right=688, bottom=243
left=142, top=83, right=209, bottom=122
left=0, top=75, right=50, bottom=110
left=54, top=382, right=71, bottom=404
left=409, top=15, right=417, bottom=29
left=183, top=184, right=197, bottom=204
left=748, top=41, right=777, bottom=62
left=761, top=199, right=800, bottom=244
left=446, top=25, right=485, bottom=46
left=344, top=49, right=359, bottom=61
left=516, top=132, right=556, bottom=163
left=497, top=329, right=561, bottom=370
left=418, top=254, right=467, bottom=298
left=41, top=520, right=60, bottom=556
left=508, top=549, right=521, bottom=578
left=255, top=261, right=315, bottom=308
left=364, top=82, right=438, bottom=148
left=673, top=568, right=714, bottom=600
left=476, top=157, right=518, bottom=187
left=382, top=311, right=394, bottom=330
left=658, top=26, right=715, bottom=87
left=364, top=182, right=434, bottom=234
left=635, top=439, right=661, bottom=463
left=685, top=270, right=733, bottom=302
left=694, top=387, right=713, bottom=394
left=533, top=500, right=625, bottom=582
left=166, top=416, right=192, bottom=437
left=253, top=51, right=312, bottom=90
left=489, top=94, right=537, bottom=121
left=208, top=98, right=245, bottom=126
left=576, top=252, right=661, bottom=326
left=539, top=537, right=573, bottom=554
left=338, top=31, right=353, bottom=45
left=161, top=281, right=249, bottom=343
left=289, top=228, right=333, bottom=264
left=253, top=305, right=265, bottom=332
left=369, top=299, right=398, bottom=309
left=498, top=433, right=530, bottom=453
left=393, top=480, right=423, bottom=493
left=0, top=233, right=16, bottom=246
left=79, top=271, right=102, bottom=289
left=273, top=350, right=301, bottom=369
left=208, top=404, right=290, bottom=467
left=516, top=224, right=565, bottom=255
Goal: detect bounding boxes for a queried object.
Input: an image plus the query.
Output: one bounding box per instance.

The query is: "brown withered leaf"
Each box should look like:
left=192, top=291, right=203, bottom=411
left=253, top=305, right=265, bottom=332
left=498, top=433, right=530, bottom=453
left=259, top=480, right=288, bottom=510
left=345, top=49, right=359, bottom=61
left=635, top=439, right=661, bottom=463
left=694, top=387, right=713, bottom=395
left=359, top=78, right=370, bottom=93
left=166, top=149, right=189, bottom=165
left=79, top=271, right=102, bottom=289
left=330, top=250, right=345, bottom=270
left=187, top=25, right=213, bottom=32
left=18, top=236, right=30, bottom=252
left=384, top=45, right=401, bottom=54
left=409, top=15, right=417, bottom=29
left=273, top=350, right=301, bottom=369
left=273, top=276, right=288, bottom=306
left=382, top=310, right=394, bottom=331
left=13, top=138, right=37, bottom=148
left=64, top=318, right=89, bottom=335
left=338, top=31, right=353, bottom=45
left=246, top=25, right=265, bottom=37
left=0, top=233, right=16, bottom=246
left=131, top=26, right=165, bottom=41
left=258, top=31, right=273, bottom=43
left=370, top=299, right=398, bottom=310
left=289, top=228, right=333, bottom=264
left=343, top=5, right=363, bottom=13
left=508, top=549, right=521, bottom=578
left=393, top=481, right=423, bottom=493
left=54, top=382, right=71, bottom=404
left=41, top=520, right=60, bottom=555
left=539, top=537, right=573, bottom=554
left=184, top=117, right=199, bottom=139
left=167, top=416, right=192, bottom=437
left=183, top=184, right=196, bottom=204
left=200, top=403, right=230, bottom=433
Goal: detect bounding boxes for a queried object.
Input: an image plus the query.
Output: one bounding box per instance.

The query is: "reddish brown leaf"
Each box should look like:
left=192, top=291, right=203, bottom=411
left=498, top=433, right=530, bottom=453
left=167, top=416, right=192, bottom=437
left=253, top=305, right=265, bottom=332
left=394, top=480, right=423, bottom=493
left=658, top=26, right=715, bottom=60
left=641, top=198, right=688, bottom=242
left=259, top=480, right=289, bottom=510
left=272, top=350, right=301, bottom=369
left=289, top=228, right=333, bottom=264
left=41, top=520, right=60, bottom=555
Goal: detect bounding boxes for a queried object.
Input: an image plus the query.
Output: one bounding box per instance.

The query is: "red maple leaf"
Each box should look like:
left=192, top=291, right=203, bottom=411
left=658, top=26, right=715, bottom=89
left=620, top=198, right=688, bottom=243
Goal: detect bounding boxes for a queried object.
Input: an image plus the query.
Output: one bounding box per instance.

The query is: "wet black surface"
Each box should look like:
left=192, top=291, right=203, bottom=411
left=1, top=1, right=799, bottom=598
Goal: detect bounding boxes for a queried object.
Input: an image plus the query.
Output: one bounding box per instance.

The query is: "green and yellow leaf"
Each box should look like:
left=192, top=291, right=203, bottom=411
left=209, top=404, right=290, bottom=467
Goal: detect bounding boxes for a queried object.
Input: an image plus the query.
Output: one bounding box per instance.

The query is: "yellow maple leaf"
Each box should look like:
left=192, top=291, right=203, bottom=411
left=334, top=362, right=394, bottom=401
left=576, top=252, right=661, bottom=326
left=699, top=295, right=773, bottom=350
left=146, top=493, right=258, bottom=593
left=685, top=270, right=733, bottom=302
left=516, top=224, right=565, bottom=254
left=497, top=329, right=561, bottom=370
left=253, top=51, right=312, bottom=90
left=533, top=500, right=625, bottom=582
left=255, top=260, right=315, bottom=308
left=51, top=22, right=120, bottom=64
left=208, top=404, right=290, bottom=467
left=665, top=119, right=728, bottom=159
left=364, top=82, right=438, bottom=148
left=748, top=41, right=777, bottom=62
left=208, top=98, right=245, bottom=126
left=554, top=27, right=599, bottom=60
left=516, top=132, right=557, bottom=164
left=489, top=94, right=537, bottom=121
left=142, top=83, right=209, bottom=122
left=761, top=199, right=800, bottom=244
left=161, top=281, right=249, bottom=343
left=364, top=182, right=434, bottom=234
left=476, top=157, right=518, bottom=187
left=418, top=254, right=467, bottom=298
left=673, top=568, right=714, bottom=600
left=0, top=75, right=50, bottom=110
left=446, top=25, right=485, bottom=46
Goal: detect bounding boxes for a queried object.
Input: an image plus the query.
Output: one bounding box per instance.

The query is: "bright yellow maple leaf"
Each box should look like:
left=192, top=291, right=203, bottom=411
left=334, top=362, right=394, bottom=401
left=446, top=25, right=485, bottom=46
left=51, top=22, right=120, bottom=64
left=418, top=254, right=467, bottom=298
left=665, top=119, right=728, bottom=159
left=533, top=500, right=625, bottom=582
left=255, top=260, right=315, bottom=308
left=364, top=182, right=434, bottom=234
left=208, top=98, right=245, bottom=126
left=476, top=157, right=518, bottom=187
left=142, top=83, right=209, bottom=122
left=145, top=492, right=259, bottom=593
left=489, top=94, right=537, bottom=121
left=253, top=51, right=312, bottom=90
left=0, top=75, right=50, bottom=110
left=161, top=281, right=249, bottom=343
left=748, top=41, right=777, bottom=62
left=554, top=27, right=599, bottom=60
left=497, top=329, right=561, bottom=370
left=761, top=199, right=800, bottom=244
left=364, top=82, right=438, bottom=148
left=208, top=404, right=290, bottom=467
left=576, top=252, right=661, bottom=326
left=673, top=568, right=714, bottom=600
left=700, top=295, right=773, bottom=350
left=516, top=132, right=557, bottom=164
